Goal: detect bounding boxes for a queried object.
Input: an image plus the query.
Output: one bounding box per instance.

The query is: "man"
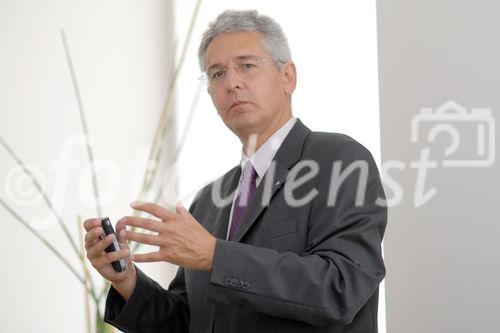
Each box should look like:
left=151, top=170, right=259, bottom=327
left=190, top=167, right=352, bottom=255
left=84, top=9, right=386, bottom=333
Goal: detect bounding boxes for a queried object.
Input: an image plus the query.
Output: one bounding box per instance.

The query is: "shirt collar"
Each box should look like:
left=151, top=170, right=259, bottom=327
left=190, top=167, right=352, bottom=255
left=240, top=117, right=297, bottom=180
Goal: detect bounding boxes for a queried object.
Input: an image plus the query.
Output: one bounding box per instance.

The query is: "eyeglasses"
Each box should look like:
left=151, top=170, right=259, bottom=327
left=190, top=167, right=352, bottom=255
left=199, top=58, right=268, bottom=87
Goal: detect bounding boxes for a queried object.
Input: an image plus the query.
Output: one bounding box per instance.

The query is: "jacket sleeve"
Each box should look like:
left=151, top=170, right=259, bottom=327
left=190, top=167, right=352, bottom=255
left=104, top=266, right=189, bottom=333
left=103, top=196, right=204, bottom=332
left=205, top=141, right=387, bottom=327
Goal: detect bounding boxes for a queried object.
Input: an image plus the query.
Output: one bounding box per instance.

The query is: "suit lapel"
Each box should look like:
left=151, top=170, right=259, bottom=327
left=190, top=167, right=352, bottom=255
left=232, top=119, right=311, bottom=243
left=209, top=165, right=241, bottom=240
left=232, top=160, right=288, bottom=242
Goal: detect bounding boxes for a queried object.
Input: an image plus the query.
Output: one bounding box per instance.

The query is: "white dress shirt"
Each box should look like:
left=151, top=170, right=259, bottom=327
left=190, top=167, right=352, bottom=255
left=225, top=117, right=297, bottom=240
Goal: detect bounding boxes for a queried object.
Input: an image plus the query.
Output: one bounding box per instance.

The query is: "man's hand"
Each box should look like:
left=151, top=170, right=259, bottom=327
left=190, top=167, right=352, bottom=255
left=121, top=201, right=217, bottom=271
left=83, top=218, right=137, bottom=300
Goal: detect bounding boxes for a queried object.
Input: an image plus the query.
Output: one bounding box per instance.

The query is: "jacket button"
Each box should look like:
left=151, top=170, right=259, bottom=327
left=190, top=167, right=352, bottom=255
left=243, top=281, right=250, bottom=289
left=230, top=278, right=238, bottom=287
left=224, top=277, right=232, bottom=286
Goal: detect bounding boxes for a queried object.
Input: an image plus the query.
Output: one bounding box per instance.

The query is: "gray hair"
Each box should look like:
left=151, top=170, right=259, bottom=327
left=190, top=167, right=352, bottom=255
left=198, top=10, right=292, bottom=71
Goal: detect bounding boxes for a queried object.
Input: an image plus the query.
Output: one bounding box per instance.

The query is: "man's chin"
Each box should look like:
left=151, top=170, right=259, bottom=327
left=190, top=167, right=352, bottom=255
left=227, top=115, right=260, bottom=136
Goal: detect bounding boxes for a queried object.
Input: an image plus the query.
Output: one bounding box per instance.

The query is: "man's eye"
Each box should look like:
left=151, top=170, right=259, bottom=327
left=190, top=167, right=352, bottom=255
left=212, top=70, right=225, bottom=79
left=242, top=63, right=257, bottom=70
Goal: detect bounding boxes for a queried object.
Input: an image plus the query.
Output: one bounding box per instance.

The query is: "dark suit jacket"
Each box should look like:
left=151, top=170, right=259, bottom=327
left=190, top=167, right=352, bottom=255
left=105, top=119, right=387, bottom=332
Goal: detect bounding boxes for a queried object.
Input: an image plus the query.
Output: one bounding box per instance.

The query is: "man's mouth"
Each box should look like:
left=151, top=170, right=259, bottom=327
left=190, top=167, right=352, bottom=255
left=230, top=100, right=249, bottom=110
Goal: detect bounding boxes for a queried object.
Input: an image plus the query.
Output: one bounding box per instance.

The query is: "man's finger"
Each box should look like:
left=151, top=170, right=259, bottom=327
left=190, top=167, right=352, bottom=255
left=116, top=229, right=130, bottom=250
left=116, top=218, right=127, bottom=233
left=132, top=251, right=163, bottom=263
left=175, top=203, right=190, bottom=218
left=125, top=230, right=161, bottom=246
left=84, top=227, right=104, bottom=249
left=87, top=234, right=114, bottom=258
left=83, top=218, right=101, bottom=232
left=92, top=248, right=129, bottom=268
left=105, top=248, right=130, bottom=262
left=121, top=216, right=164, bottom=233
left=130, top=201, right=177, bottom=220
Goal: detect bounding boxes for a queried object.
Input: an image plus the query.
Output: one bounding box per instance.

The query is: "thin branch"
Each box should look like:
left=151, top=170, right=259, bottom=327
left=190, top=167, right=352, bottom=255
left=127, top=0, right=204, bottom=255
left=135, top=0, right=203, bottom=204
left=0, top=136, right=82, bottom=264
left=97, top=282, right=110, bottom=304
left=0, top=198, right=87, bottom=290
left=77, top=215, right=92, bottom=333
left=75, top=216, right=100, bottom=310
left=174, top=80, right=203, bottom=163
left=152, top=80, right=202, bottom=203
left=131, top=82, right=202, bottom=253
left=95, top=306, right=104, bottom=331
left=61, top=29, right=103, bottom=218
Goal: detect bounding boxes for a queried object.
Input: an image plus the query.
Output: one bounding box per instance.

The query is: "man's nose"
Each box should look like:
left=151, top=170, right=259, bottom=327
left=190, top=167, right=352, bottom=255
left=224, top=67, right=244, bottom=91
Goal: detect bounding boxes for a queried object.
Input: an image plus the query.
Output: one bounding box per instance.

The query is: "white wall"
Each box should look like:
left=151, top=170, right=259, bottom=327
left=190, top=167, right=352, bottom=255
left=377, top=0, right=500, bottom=332
left=0, top=1, right=174, bottom=332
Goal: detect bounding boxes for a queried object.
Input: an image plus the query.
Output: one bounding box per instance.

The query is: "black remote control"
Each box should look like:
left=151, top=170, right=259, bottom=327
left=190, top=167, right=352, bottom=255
left=100, top=217, right=126, bottom=272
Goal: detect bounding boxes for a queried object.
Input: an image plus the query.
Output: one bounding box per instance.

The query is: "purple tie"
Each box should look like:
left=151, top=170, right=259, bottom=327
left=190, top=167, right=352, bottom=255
left=228, top=161, right=258, bottom=241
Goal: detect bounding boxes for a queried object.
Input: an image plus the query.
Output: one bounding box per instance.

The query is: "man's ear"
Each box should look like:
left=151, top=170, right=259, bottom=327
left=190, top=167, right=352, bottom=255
left=281, top=61, right=297, bottom=95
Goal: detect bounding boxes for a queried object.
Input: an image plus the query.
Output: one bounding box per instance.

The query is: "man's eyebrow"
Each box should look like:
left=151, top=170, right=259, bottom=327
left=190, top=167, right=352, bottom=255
left=206, top=63, right=224, bottom=72
left=235, top=55, right=261, bottom=61
left=206, top=55, right=261, bottom=71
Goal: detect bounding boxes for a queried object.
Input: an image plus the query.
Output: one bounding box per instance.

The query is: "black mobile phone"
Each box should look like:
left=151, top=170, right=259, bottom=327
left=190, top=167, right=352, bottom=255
left=100, top=217, right=126, bottom=272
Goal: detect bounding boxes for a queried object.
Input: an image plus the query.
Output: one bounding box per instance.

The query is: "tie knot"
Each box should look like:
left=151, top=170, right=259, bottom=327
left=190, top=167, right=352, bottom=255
left=242, top=160, right=258, bottom=182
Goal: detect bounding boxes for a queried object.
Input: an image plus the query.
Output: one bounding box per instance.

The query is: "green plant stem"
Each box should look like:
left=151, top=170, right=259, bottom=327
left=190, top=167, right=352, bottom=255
left=135, top=0, right=203, bottom=204
left=61, top=29, right=103, bottom=218
left=0, top=197, right=100, bottom=304
left=98, top=282, right=111, bottom=306
left=95, top=304, right=111, bottom=333
left=128, top=0, right=203, bottom=254
left=152, top=80, right=202, bottom=203
left=131, top=81, right=202, bottom=253
left=0, top=136, right=83, bottom=267
left=77, top=216, right=93, bottom=333
left=99, top=0, right=204, bottom=301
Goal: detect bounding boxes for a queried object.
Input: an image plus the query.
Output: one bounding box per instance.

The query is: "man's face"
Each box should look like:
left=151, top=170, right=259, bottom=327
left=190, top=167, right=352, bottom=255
left=204, top=31, right=296, bottom=139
